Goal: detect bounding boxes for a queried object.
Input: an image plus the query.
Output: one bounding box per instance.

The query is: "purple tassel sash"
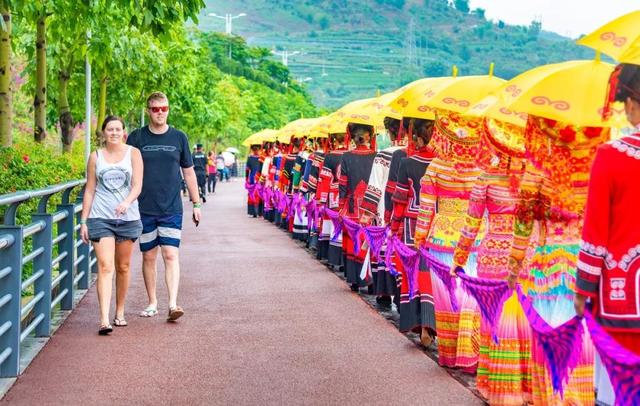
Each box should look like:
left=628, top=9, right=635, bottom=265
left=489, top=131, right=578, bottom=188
left=324, top=208, right=343, bottom=242
left=584, top=312, right=640, bottom=406
left=342, top=218, right=362, bottom=254
left=395, top=240, right=420, bottom=300
left=420, top=247, right=459, bottom=312
left=456, top=270, right=512, bottom=344
left=359, top=226, right=388, bottom=261
left=306, top=199, right=317, bottom=231
left=245, top=182, right=257, bottom=197
left=291, top=193, right=305, bottom=222
left=516, top=285, right=583, bottom=397
left=384, top=237, right=399, bottom=277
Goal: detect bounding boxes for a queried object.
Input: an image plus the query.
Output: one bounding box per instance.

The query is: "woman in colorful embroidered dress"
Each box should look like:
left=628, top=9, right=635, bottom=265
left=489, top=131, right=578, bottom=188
left=361, top=117, right=406, bottom=307
left=261, top=142, right=275, bottom=222
left=305, top=140, right=325, bottom=250
left=339, top=123, right=377, bottom=292
left=245, top=144, right=262, bottom=218
left=272, top=141, right=286, bottom=227
left=390, top=118, right=436, bottom=342
left=509, top=115, right=606, bottom=405
left=414, top=110, right=482, bottom=371
left=317, top=133, right=348, bottom=265
left=575, top=63, right=640, bottom=406
left=451, top=119, right=532, bottom=405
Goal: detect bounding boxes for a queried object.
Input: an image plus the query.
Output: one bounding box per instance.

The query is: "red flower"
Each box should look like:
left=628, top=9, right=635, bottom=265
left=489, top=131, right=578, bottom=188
left=583, top=126, right=603, bottom=139
left=558, top=126, right=576, bottom=143
left=22, top=155, right=30, bottom=163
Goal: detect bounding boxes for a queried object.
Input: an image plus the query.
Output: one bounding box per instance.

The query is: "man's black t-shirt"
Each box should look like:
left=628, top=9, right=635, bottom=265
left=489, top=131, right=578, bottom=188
left=192, top=152, right=207, bottom=173
left=126, top=125, right=193, bottom=215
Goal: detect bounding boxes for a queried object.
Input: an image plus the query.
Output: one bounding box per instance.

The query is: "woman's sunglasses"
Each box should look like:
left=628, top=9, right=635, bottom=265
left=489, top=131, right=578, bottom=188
left=149, top=106, right=169, bottom=113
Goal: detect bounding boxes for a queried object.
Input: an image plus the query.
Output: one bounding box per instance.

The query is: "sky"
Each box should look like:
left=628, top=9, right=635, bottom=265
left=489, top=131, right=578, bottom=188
left=468, top=0, right=639, bottom=38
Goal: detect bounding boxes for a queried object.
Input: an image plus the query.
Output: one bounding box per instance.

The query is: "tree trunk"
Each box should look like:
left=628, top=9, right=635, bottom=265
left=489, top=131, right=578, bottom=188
left=94, top=73, right=107, bottom=141
left=34, top=14, right=47, bottom=142
left=0, top=5, right=12, bottom=147
left=58, top=69, right=73, bottom=153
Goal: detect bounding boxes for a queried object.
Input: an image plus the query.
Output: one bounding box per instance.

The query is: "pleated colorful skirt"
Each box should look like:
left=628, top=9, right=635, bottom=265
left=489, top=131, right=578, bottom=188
left=526, top=241, right=594, bottom=406
left=474, top=230, right=533, bottom=405
left=429, top=249, right=480, bottom=372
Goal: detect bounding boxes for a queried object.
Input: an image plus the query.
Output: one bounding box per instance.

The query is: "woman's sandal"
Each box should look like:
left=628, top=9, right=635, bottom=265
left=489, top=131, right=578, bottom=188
left=113, top=318, right=128, bottom=327
left=139, top=306, right=158, bottom=317
left=98, top=324, right=113, bottom=335
left=167, top=306, right=184, bottom=322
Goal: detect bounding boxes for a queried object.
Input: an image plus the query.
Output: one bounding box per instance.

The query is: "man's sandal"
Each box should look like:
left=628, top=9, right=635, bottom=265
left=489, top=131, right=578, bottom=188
left=139, top=306, right=158, bottom=317
left=167, top=306, right=184, bottom=322
left=98, top=324, right=113, bottom=335
left=113, top=318, right=128, bottom=327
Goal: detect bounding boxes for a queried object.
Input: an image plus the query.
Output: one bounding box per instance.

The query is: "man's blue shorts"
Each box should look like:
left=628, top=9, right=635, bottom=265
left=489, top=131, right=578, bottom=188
left=139, top=213, right=183, bottom=252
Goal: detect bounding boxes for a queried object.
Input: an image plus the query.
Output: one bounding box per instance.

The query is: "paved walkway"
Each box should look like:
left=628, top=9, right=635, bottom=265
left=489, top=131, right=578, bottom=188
left=2, top=181, right=481, bottom=405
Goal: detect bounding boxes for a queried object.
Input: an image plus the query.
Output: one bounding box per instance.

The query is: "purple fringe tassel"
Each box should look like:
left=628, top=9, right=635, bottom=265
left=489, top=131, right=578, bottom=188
left=516, top=285, right=583, bottom=397
left=584, top=312, right=640, bottom=406
left=457, top=270, right=512, bottom=344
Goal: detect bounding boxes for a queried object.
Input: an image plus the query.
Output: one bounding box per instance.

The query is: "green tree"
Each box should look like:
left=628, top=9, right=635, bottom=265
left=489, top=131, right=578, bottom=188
left=454, top=0, right=469, bottom=13
left=319, top=15, right=330, bottom=30
left=0, top=1, right=12, bottom=147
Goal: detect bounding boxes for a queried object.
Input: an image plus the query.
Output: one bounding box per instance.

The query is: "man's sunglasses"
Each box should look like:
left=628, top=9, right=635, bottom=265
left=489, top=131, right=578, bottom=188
left=149, top=106, right=169, bottom=113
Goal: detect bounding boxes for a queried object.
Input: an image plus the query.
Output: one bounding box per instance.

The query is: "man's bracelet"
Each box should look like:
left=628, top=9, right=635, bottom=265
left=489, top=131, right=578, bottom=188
left=193, top=202, right=202, bottom=209
left=79, top=219, right=87, bottom=225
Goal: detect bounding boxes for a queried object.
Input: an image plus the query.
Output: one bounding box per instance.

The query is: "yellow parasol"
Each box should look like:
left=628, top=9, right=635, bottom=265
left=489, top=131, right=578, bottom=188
left=499, top=58, right=625, bottom=128
left=310, top=91, right=403, bottom=138
left=466, top=61, right=588, bottom=127
left=577, top=10, right=640, bottom=63
left=389, top=70, right=506, bottom=119
left=276, top=117, right=323, bottom=143
left=242, top=129, right=280, bottom=146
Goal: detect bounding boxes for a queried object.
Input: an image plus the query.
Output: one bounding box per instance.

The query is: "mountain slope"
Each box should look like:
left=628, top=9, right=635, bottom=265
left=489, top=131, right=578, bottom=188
left=199, top=0, right=594, bottom=108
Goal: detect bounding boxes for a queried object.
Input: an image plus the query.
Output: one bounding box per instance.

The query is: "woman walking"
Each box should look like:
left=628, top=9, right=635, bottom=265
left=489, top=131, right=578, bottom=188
left=80, top=116, right=143, bottom=335
left=575, top=62, right=640, bottom=406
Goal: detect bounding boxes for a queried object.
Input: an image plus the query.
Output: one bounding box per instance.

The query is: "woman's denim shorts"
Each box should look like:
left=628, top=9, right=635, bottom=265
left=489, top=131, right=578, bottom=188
left=87, top=218, right=143, bottom=243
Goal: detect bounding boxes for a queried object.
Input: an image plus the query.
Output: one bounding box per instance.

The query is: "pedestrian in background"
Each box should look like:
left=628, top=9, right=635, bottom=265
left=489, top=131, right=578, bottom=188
left=207, top=151, right=217, bottom=194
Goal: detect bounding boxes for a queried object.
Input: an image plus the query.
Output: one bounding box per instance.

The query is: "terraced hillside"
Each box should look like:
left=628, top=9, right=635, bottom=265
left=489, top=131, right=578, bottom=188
left=198, top=0, right=593, bottom=108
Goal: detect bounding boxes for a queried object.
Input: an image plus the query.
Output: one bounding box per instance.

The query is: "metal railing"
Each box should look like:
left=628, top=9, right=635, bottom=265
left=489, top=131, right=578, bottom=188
left=0, top=179, right=96, bottom=377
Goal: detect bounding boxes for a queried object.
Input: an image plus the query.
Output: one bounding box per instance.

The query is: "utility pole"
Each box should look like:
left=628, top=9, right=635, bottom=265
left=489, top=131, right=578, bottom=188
left=405, top=17, right=418, bottom=70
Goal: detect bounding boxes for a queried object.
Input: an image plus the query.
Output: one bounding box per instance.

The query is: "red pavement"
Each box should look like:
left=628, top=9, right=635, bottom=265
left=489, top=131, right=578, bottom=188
left=2, top=181, right=482, bottom=405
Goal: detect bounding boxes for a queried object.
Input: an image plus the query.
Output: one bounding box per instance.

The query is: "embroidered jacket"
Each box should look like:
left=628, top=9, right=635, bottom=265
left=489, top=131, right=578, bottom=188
left=577, top=134, right=640, bottom=332
left=307, top=152, right=325, bottom=195
left=414, top=158, right=481, bottom=251
left=338, top=145, right=376, bottom=219
left=390, top=148, right=435, bottom=246
left=317, top=148, right=347, bottom=208
left=245, top=154, right=262, bottom=185
left=361, top=146, right=407, bottom=224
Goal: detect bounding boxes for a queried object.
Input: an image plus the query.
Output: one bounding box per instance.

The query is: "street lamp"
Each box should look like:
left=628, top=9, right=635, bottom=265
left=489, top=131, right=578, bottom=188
left=272, top=49, right=300, bottom=67
left=207, top=12, right=246, bottom=35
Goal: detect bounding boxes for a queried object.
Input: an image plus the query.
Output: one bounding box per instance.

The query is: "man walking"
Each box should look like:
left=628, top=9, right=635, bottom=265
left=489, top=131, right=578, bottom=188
left=126, top=91, right=201, bottom=322
left=192, top=144, right=207, bottom=203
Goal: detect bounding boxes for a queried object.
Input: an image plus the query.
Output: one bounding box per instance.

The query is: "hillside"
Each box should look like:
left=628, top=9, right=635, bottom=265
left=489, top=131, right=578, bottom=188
left=198, top=0, right=594, bottom=108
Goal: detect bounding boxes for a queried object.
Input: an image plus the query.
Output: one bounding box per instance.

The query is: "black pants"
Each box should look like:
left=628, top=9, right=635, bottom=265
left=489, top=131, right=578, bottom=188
left=196, top=171, right=207, bottom=200
left=207, top=174, right=217, bottom=193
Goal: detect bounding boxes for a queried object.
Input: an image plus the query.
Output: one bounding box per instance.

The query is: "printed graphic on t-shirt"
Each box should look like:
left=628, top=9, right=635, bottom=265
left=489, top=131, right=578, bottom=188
left=142, top=145, right=177, bottom=152
left=98, top=166, right=131, bottom=194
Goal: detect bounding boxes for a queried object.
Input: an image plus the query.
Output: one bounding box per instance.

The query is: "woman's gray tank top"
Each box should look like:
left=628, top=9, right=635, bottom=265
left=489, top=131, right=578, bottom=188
left=88, top=146, right=140, bottom=221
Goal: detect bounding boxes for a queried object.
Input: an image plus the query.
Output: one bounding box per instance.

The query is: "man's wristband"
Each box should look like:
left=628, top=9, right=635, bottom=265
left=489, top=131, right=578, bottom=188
left=80, top=219, right=87, bottom=225
left=193, top=202, right=202, bottom=209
